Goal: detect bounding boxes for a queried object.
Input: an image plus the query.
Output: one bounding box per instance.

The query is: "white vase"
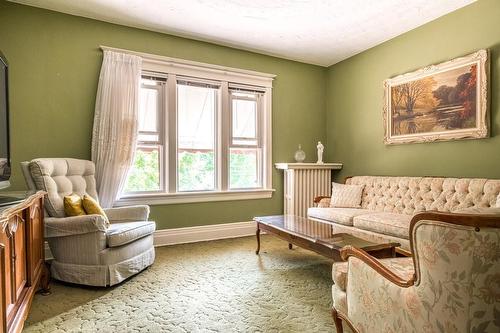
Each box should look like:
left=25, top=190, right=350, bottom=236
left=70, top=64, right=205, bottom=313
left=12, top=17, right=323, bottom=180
left=294, top=145, right=306, bottom=162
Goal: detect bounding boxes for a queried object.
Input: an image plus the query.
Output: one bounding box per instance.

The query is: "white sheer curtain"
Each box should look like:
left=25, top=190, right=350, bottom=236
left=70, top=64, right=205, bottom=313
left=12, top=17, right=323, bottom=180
left=92, top=50, right=142, bottom=208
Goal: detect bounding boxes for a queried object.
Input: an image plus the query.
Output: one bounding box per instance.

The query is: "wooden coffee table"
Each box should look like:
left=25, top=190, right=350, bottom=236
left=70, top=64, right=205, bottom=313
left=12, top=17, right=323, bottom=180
left=254, top=215, right=400, bottom=261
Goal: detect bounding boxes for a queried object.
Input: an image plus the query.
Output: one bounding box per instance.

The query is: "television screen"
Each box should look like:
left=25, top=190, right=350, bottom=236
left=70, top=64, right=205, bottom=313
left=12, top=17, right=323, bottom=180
left=0, top=53, right=10, bottom=185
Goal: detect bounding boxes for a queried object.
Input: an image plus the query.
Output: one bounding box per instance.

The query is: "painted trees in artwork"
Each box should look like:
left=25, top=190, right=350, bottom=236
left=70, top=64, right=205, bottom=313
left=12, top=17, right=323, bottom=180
left=432, top=64, right=477, bottom=128
left=391, top=77, right=437, bottom=134
left=392, top=77, right=436, bottom=115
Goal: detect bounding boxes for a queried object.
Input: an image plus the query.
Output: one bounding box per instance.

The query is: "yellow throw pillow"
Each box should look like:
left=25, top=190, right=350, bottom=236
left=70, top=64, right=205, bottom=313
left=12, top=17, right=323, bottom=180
left=82, top=194, right=109, bottom=223
left=63, top=194, right=86, bottom=217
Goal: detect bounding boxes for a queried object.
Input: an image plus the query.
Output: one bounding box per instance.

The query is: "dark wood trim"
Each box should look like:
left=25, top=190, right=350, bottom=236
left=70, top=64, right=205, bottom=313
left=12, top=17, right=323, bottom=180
left=332, top=307, right=359, bottom=333
left=343, top=176, right=353, bottom=184
left=313, top=196, right=330, bottom=204
left=410, top=211, right=500, bottom=233
left=331, top=307, right=344, bottom=333
left=0, top=244, right=6, bottom=333
left=396, top=247, right=412, bottom=257
left=340, top=245, right=415, bottom=288
left=255, top=226, right=261, bottom=255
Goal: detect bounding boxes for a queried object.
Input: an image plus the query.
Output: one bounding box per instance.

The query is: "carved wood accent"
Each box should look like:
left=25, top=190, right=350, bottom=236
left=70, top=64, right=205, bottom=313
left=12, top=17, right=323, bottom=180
left=332, top=307, right=360, bottom=333
left=0, top=191, right=48, bottom=333
left=312, top=195, right=330, bottom=204
left=340, top=245, right=415, bottom=288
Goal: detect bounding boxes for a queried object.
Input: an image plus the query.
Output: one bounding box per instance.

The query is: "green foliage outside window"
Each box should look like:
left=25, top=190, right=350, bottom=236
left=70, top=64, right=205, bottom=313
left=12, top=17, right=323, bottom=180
left=178, top=151, right=215, bottom=191
left=124, top=149, right=160, bottom=192
left=125, top=149, right=259, bottom=193
left=230, top=151, right=258, bottom=188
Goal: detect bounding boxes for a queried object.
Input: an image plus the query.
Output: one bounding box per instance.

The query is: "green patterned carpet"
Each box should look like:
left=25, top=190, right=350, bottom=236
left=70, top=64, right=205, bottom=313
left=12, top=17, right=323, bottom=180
left=24, top=235, right=335, bottom=332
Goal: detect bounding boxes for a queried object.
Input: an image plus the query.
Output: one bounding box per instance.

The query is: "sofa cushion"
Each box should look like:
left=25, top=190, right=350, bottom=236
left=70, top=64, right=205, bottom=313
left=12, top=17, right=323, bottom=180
left=353, top=212, right=411, bottom=239
left=330, top=182, right=365, bottom=208
left=332, top=257, right=414, bottom=292
left=307, top=207, right=372, bottom=226
left=106, top=221, right=156, bottom=248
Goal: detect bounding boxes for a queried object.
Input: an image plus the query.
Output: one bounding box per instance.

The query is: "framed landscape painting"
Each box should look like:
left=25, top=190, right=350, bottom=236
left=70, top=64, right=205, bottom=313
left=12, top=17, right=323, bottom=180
left=383, top=49, right=489, bottom=144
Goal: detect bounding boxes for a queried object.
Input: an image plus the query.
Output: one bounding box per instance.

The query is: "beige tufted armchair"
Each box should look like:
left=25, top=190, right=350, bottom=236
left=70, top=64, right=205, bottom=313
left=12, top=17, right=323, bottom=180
left=21, top=158, right=156, bottom=286
left=331, top=209, right=500, bottom=333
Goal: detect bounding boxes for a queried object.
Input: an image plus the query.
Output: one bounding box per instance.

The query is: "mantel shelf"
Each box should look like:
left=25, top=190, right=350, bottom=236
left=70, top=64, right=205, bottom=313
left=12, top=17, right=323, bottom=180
left=275, top=162, right=343, bottom=170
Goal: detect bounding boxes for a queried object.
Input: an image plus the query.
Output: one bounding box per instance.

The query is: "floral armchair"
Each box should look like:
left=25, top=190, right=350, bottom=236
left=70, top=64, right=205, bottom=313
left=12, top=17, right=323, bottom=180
left=332, top=209, right=500, bottom=333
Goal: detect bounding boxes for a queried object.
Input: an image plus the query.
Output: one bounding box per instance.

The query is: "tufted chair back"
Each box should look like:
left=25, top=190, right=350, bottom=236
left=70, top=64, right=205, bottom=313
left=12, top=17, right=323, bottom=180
left=21, top=158, right=99, bottom=218
left=346, top=176, right=500, bottom=215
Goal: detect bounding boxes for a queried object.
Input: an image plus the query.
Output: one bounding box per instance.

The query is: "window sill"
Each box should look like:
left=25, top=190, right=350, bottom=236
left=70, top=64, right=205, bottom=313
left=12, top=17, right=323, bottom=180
left=114, top=189, right=275, bottom=206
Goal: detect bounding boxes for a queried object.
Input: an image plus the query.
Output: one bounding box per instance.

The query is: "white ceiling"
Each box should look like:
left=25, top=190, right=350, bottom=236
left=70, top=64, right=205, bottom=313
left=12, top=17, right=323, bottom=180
left=10, top=0, right=475, bottom=66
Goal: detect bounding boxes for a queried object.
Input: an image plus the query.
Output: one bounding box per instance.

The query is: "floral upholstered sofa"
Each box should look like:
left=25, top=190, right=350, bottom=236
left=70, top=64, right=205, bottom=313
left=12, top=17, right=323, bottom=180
left=308, top=176, right=500, bottom=252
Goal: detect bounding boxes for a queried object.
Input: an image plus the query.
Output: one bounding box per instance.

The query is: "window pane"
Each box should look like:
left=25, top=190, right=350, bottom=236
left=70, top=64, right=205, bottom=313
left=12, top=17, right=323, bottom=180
left=177, top=84, right=216, bottom=191
left=139, top=87, right=158, bottom=132
left=230, top=148, right=260, bottom=189
left=138, top=133, right=159, bottom=143
left=124, top=146, right=161, bottom=192
left=232, top=99, right=256, bottom=139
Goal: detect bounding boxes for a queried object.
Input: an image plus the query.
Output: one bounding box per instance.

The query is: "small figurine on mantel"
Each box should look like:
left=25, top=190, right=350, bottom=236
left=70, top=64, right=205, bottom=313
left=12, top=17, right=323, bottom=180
left=316, top=141, right=324, bottom=164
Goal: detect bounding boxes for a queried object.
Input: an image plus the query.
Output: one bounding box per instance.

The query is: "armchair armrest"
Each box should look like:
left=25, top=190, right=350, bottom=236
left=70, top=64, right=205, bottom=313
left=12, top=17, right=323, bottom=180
left=104, top=205, right=150, bottom=222
left=45, top=215, right=108, bottom=238
left=313, top=196, right=331, bottom=207
left=340, top=245, right=415, bottom=288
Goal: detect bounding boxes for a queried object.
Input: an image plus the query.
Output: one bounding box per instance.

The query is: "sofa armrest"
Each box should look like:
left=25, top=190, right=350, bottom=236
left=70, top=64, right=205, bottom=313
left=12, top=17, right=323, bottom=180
left=104, top=205, right=150, bottom=222
left=340, top=245, right=415, bottom=288
left=313, top=196, right=331, bottom=207
left=45, top=215, right=108, bottom=238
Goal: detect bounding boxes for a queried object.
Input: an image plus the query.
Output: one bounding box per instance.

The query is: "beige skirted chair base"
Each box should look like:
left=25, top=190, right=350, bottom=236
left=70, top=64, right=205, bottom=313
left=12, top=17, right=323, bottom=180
left=22, top=158, right=156, bottom=287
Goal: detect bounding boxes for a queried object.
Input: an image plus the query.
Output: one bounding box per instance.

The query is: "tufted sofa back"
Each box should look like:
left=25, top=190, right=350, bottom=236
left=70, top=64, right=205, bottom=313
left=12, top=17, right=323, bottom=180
left=26, top=158, right=99, bottom=218
left=346, top=176, right=500, bottom=215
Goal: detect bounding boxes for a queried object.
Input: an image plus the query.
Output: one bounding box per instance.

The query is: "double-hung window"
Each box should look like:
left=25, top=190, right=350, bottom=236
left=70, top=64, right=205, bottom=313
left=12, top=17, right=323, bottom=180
left=119, top=51, right=274, bottom=205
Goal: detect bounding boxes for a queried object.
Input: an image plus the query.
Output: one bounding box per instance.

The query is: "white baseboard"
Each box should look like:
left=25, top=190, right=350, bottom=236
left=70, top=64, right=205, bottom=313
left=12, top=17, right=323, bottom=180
left=153, top=221, right=257, bottom=246
left=44, top=221, right=257, bottom=259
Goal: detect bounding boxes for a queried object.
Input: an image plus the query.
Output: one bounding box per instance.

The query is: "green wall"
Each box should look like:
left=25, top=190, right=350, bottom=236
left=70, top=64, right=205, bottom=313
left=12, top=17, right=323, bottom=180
left=0, top=1, right=327, bottom=229
left=2, top=0, right=499, bottom=230
left=326, top=0, right=500, bottom=181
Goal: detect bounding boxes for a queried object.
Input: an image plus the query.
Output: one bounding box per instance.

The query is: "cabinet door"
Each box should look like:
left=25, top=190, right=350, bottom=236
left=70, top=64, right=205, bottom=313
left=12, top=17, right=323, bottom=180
left=12, top=215, right=27, bottom=302
left=26, top=198, right=44, bottom=284
left=0, top=228, right=13, bottom=323
left=0, top=243, right=7, bottom=333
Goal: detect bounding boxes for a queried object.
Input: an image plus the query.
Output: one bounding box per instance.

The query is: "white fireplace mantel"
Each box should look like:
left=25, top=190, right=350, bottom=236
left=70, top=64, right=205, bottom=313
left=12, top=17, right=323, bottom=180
left=275, top=162, right=343, bottom=170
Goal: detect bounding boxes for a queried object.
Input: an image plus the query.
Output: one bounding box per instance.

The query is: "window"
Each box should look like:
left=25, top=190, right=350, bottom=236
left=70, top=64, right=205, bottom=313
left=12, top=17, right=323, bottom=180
left=124, top=76, right=165, bottom=193
left=229, top=89, right=262, bottom=189
left=177, top=80, right=218, bottom=192
left=119, top=52, right=274, bottom=205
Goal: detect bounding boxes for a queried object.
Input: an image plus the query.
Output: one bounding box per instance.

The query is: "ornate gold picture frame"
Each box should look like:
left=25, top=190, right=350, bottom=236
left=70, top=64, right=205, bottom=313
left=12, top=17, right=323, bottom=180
left=383, top=49, right=489, bottom=145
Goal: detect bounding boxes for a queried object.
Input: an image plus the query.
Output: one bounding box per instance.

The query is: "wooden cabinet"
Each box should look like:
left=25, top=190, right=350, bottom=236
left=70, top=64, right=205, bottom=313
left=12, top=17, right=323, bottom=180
left=0, top=192, right=49, bottom=333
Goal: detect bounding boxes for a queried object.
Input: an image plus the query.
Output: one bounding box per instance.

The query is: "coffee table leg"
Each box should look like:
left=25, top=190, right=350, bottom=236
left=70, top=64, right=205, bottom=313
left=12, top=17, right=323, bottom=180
left=288, top=243, right=293, bottom=250
left=255, top=224, right=261, bottom=255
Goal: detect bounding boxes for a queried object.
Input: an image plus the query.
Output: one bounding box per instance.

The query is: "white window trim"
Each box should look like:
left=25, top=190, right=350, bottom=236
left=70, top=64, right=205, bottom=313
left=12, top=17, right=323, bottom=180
left=102, top=46, right=276, bottom=205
